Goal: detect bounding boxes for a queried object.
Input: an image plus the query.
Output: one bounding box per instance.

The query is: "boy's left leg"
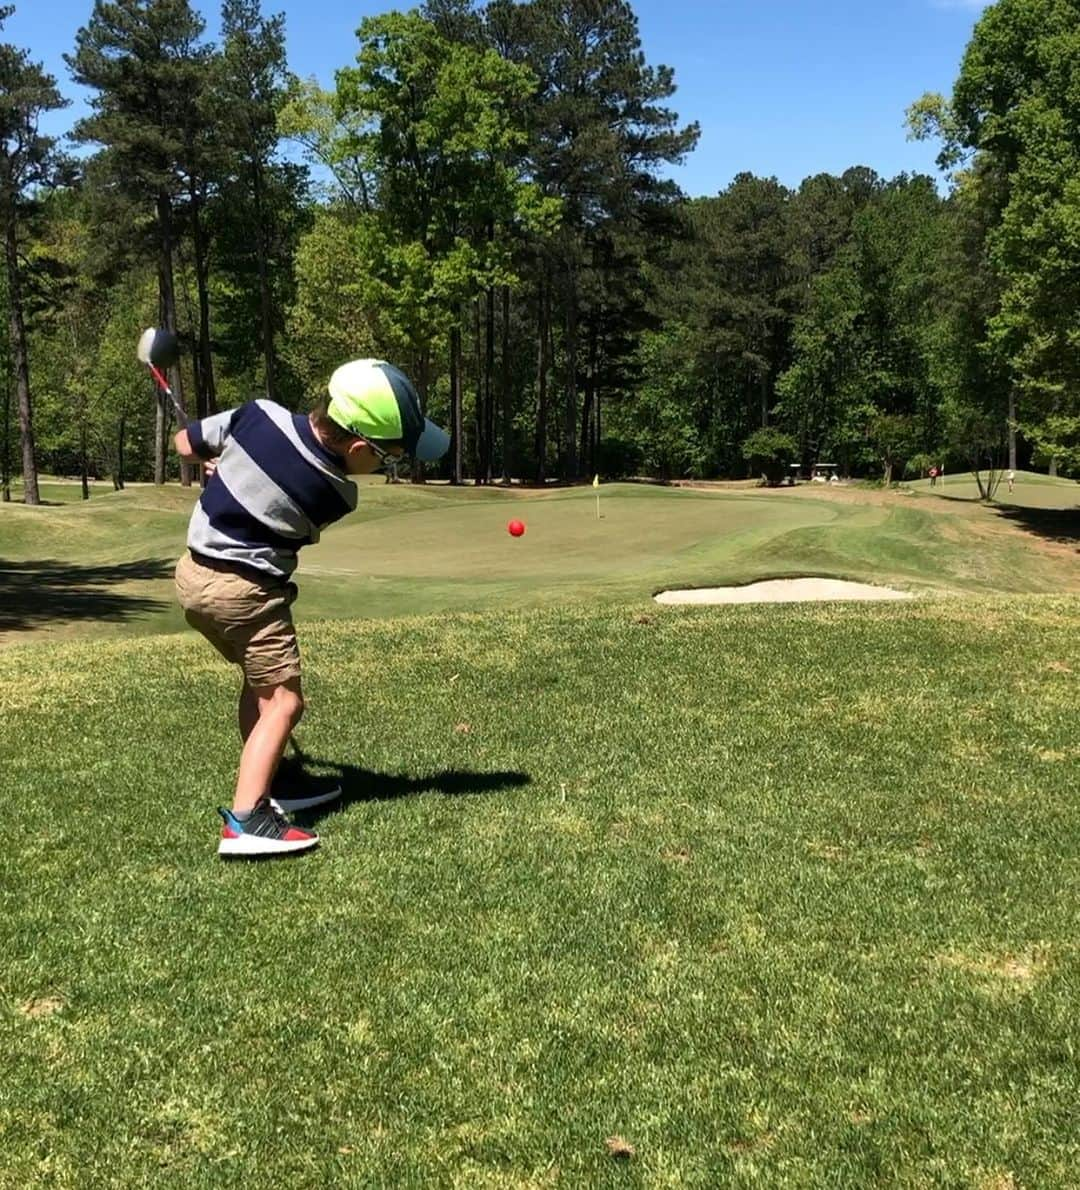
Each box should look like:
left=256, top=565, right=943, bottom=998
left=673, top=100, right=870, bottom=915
left=239, top=681, right=259, bottom=742
left=238, top=678, right=342, bottom=813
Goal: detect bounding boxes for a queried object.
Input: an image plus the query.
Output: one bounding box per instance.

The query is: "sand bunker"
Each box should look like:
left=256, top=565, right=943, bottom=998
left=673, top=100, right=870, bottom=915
left=655, top=578, right=914, bottom=605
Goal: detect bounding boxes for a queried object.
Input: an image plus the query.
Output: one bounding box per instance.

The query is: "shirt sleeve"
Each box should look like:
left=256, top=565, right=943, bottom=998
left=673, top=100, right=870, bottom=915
left=187, top=409, right=238, bottom=460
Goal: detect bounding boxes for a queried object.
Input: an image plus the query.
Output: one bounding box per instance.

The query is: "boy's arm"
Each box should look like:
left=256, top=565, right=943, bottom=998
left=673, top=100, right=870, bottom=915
left=172, top=408, right=239, bottom=464
left=174, top=428, right=200, bottom=463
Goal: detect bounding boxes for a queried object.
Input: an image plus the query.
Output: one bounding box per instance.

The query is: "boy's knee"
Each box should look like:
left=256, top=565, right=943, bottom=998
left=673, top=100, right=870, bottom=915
left=257, top=680, right=304, bottom=726
left=277, top=685, right=304, bottom=727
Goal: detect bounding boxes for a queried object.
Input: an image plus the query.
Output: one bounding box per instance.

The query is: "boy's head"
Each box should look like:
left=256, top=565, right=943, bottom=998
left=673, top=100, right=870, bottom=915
left=313, top=359, right=448, bottom=474
left=310, top=397, right=403, bottom=475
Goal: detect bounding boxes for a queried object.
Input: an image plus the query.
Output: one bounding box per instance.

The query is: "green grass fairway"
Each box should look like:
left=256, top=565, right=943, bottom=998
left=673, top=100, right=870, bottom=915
left=2, top=598, right=1078, bottom=1185
left=5, top=478, right=119, bottom=505
left=907, top=467, right=1080, bottom=509
left=2, top=479, right=1078, bottom=644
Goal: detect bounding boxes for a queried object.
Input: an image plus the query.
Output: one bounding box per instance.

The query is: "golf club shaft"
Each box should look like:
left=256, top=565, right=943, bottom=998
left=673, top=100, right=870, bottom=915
left=148, top=363, right=188, bottom=427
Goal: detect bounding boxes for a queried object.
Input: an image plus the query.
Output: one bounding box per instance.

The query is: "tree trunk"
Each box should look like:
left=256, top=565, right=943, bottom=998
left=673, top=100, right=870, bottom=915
left=473, top=298, right=484, bottom=481
left=562, top=286, right=578, bottom=482
left=535, top=281, right=549, bottom=484
left=578, top=327, right=598, bottom=476
left=190, top=191, right=216, bottom=420
left=500, top=286, right=512, bottom=483
left=5, top=212, right=38, bottom=505
left=595, top=382, right=602, bottom=469
left=190, top=322, right=203, bottom=417
left=116, top=414, right=126, bottom=491
left=2, top=366, right=11, bottom=502
left=450, top=322, right=463, bottom=484
left=578, top=377, right=593, bottom=478
left=484, top=283, right=495, bottom=485
left=1007, top=388, right=1017, bottom=472
left=411, top=349, right=430, bottom=484
left=252, top=160, right=276, bottom=402
left=80, top=414, right=89, bottom=500
left=157, top=192, right=191, bottom=486
left=550, top=306, right=559, bottom=471
left=154, top=378, right=167, bottom=486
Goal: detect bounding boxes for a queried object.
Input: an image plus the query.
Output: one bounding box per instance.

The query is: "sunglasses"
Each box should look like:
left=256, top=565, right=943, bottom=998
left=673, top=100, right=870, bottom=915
left=365, top=440, right=405, bottom=466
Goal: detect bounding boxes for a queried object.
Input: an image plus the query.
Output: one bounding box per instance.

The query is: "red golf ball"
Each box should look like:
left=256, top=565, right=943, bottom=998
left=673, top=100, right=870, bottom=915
left=508, top=519, right=525, bottom=537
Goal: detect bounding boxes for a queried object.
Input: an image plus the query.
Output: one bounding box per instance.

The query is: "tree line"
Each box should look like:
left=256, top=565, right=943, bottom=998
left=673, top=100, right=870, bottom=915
left=1, top=0, right=1077, bottom=504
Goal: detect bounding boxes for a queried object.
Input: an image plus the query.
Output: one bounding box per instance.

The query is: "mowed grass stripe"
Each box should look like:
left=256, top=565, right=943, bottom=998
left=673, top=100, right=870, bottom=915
left=2, top=597, right=1078, bottom=1186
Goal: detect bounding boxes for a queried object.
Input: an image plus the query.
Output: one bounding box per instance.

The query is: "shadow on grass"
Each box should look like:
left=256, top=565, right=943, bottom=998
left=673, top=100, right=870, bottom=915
left=992, top=505, right=1080, bottom=550
left=278, top=750, right=532, bottom=826
left=0, top=557, right=173, bottom=632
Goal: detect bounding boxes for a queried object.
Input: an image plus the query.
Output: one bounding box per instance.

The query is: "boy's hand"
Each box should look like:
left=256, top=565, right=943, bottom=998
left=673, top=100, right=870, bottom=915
left=203, top=459, right=218, bottom=478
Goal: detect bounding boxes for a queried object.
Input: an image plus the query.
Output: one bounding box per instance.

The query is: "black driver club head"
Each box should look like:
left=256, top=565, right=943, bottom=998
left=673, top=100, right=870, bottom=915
left=137, top=327, right=181, bottom=369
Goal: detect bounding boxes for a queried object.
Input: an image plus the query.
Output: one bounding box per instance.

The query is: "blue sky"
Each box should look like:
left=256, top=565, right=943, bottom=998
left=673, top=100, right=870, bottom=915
left=7, top=0, right=989, bottom=196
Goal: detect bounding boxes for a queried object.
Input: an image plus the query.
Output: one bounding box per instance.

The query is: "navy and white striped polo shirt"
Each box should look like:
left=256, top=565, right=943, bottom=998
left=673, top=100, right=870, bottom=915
left=185, top=399, right=357, bottom=579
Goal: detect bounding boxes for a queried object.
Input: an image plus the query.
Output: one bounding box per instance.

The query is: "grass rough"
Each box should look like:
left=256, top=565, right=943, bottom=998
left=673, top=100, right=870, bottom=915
left=2, top=596, right=1078, bottom=1186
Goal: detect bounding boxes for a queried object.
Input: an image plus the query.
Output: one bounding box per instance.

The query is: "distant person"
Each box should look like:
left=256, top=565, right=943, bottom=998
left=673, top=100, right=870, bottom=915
left=929, top=465, right=938, bottom=488
left=173, top=359, right=449, bottom=858
left=1007, top=469, right=1016, bottom=494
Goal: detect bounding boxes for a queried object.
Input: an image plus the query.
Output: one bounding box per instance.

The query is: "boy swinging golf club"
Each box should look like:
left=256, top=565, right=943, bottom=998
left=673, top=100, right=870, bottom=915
left=162, top=331, right=449, bottom=857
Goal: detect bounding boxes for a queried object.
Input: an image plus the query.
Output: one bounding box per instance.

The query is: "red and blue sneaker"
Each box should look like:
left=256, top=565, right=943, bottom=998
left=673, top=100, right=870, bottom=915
left=218, top=798, right=319, bottom=857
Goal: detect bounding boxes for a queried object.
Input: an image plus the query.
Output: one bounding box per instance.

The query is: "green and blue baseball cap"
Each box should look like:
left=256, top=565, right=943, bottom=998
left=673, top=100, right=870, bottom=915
left=327, top=359, right=449, bottom=462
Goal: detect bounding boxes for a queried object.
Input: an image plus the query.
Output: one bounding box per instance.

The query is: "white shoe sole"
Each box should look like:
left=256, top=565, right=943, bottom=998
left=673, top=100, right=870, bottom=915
left=218, top=832, right=319, bottom=857
left=269, top=785, right=342, bottom=813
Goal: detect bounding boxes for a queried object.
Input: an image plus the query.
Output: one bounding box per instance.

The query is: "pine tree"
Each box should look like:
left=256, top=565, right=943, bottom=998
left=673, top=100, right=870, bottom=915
left=67, top=0, right=211, bottom=483
left=486, top=0, right=699, bottom=481
left=0, top=7, right=70, bottom=504
left=214, top=0, right=294, bottom=402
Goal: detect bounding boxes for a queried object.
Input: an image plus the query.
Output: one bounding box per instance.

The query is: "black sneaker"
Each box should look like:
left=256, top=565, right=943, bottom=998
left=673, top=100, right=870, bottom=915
left=218, top=798, right=319, bottom=857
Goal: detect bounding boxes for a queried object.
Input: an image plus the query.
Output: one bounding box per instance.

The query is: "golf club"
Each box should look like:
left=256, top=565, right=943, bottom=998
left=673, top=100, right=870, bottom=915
left=137, top=327, right=187, bottom=427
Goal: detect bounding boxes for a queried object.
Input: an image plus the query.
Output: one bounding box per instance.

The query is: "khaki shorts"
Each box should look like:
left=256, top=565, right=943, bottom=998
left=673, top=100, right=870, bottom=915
left=175, top=551, right=302, bottom=688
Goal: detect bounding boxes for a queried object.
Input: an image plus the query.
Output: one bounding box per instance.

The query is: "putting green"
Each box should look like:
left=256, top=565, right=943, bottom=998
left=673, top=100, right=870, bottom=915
left=1, top=479, right=1077, bottom=644
left=307, top=486, right=835, bottom=580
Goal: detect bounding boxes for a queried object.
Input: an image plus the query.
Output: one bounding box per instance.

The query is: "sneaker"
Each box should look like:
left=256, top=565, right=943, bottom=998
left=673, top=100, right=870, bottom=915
left=269, top=780, right=342, bottom=814
left=218, top=798, right=319, bottom=857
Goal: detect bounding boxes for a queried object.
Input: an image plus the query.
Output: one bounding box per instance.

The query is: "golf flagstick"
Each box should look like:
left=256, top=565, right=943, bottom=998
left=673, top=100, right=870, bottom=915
left=593, top=473, right=600, bottom=519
